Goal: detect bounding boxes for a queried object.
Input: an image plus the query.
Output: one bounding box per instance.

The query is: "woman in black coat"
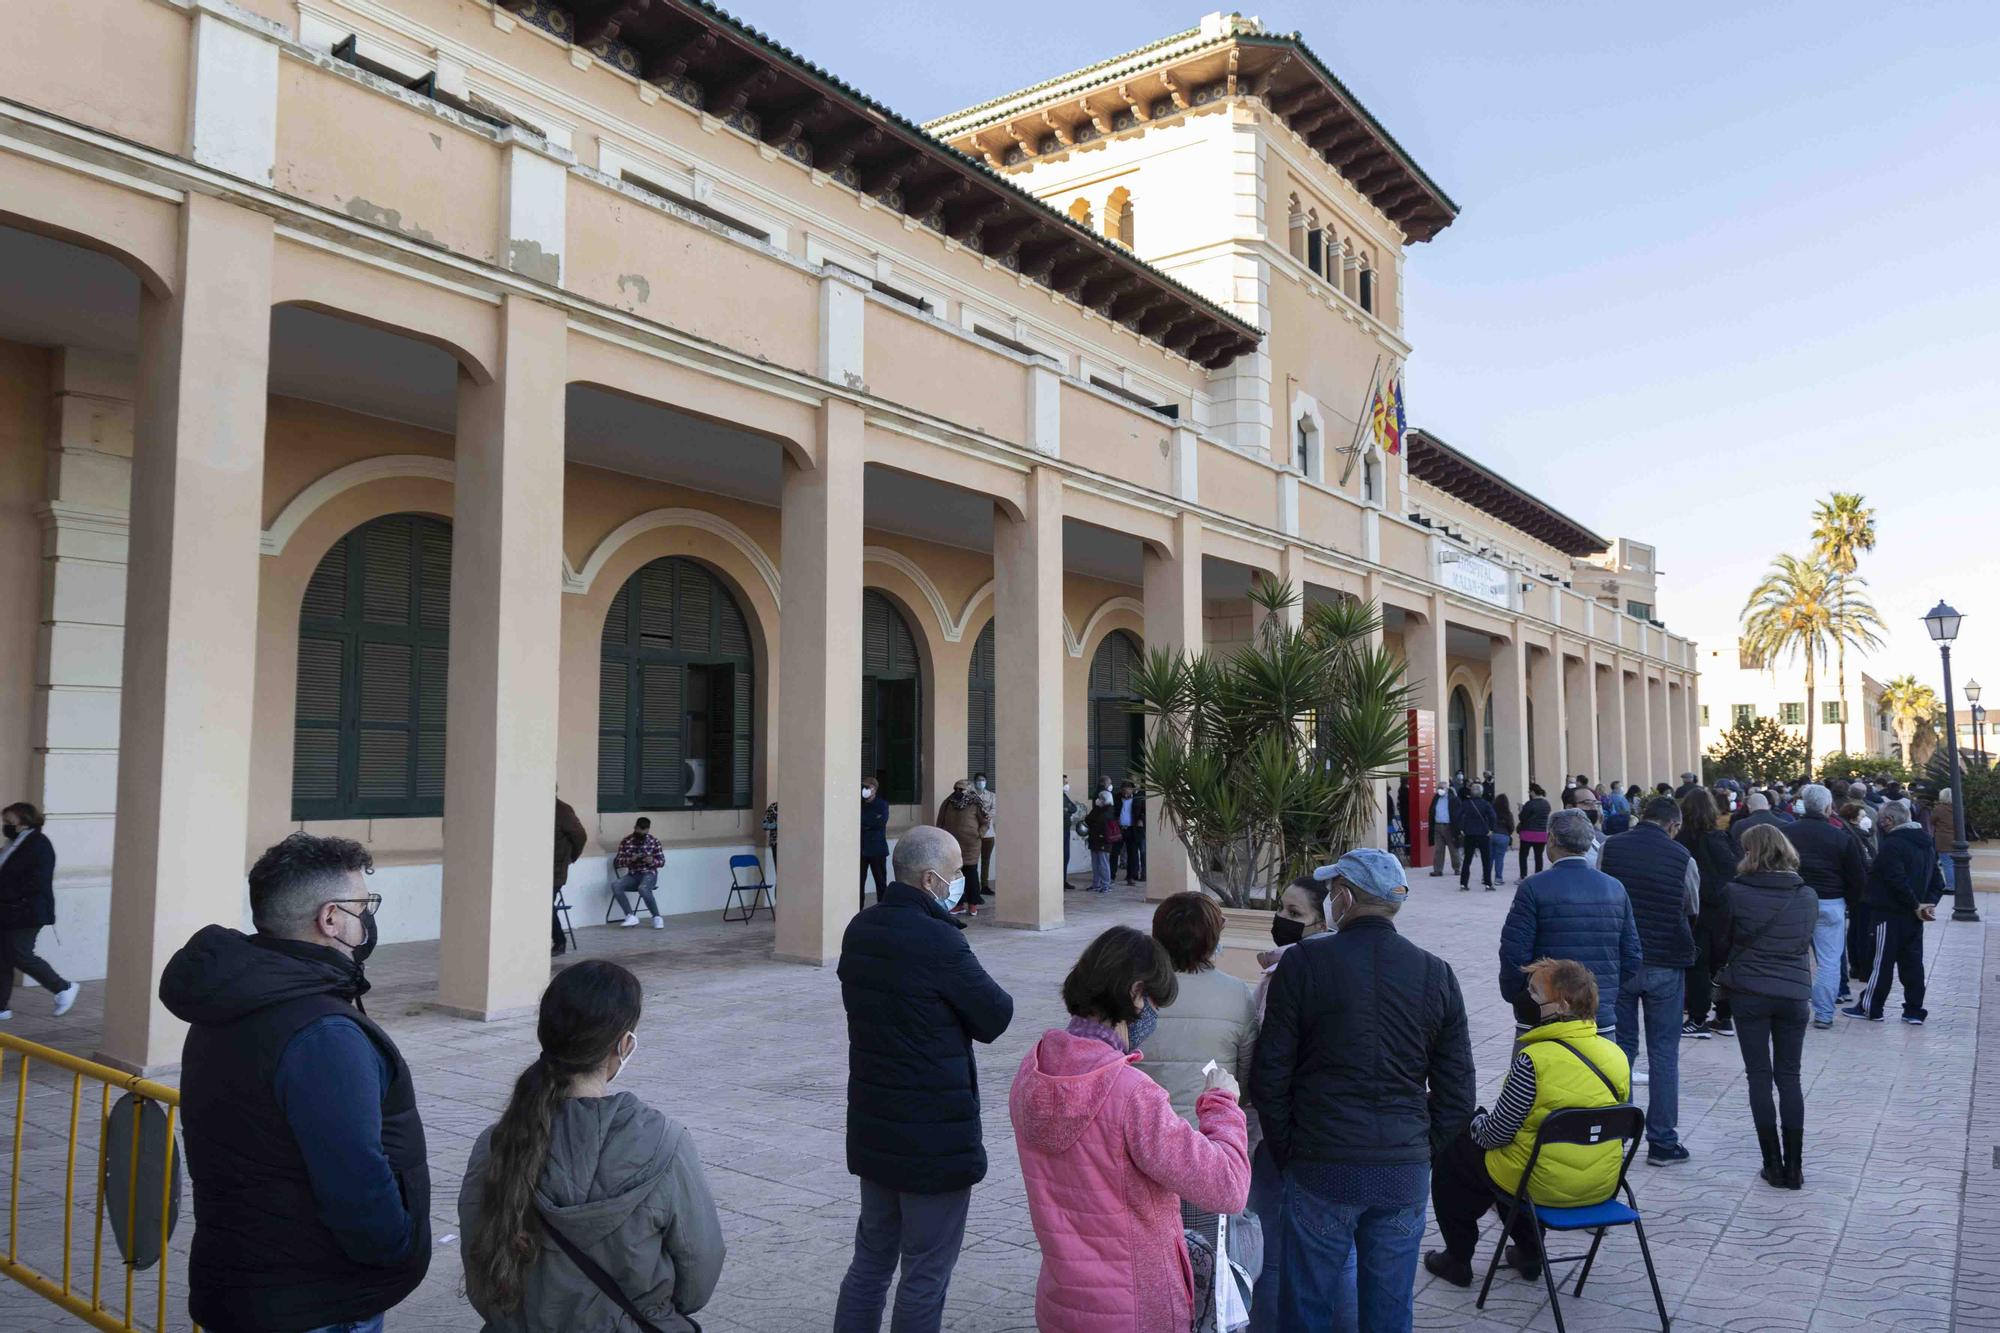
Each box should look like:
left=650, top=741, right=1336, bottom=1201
left=1714, top=824, right=1819, bottom=1190
left=1677, top=787, right=1739, bottom=1036
left=0, top=803, right=78, bottom=1018
left=1515, top=784, right=1552, bottom=879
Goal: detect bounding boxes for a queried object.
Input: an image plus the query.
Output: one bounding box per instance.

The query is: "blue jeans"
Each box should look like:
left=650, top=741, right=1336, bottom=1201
left=301, top=1317, right=384, bottom=1333
left=1810, top=898, right=1846, bottom=1022
left=1090, top=849, right=1112, bottom=892
left=1255, top=1170, right=1415, bottom=1333
left=611, top=869, right=659, bottom=917
left=1489, top=833, right=1509, bottom=880
left=833, top=1180, right=970, bottom=1333
left=1615, top=964, right=1683, bottom=1148
left=1940, top=855, right=1955, bottom=890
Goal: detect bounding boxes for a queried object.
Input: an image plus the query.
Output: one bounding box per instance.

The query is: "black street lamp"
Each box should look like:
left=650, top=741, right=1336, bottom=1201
left=1969, top=678, right=1986, bottom=767
left=1924, top=601, right=1977, bottom=921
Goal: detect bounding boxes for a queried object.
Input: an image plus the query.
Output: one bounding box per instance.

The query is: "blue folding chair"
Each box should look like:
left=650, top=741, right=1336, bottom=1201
left=722, top=853, right=773, bottom=923
left=1477, top=1103, right=1669, bottom=1333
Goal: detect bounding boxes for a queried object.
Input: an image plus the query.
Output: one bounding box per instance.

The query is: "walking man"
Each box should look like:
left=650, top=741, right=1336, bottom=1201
left=835, top=826, right=1014, bottom=1332
left=1780, top=784, right=1867, bottom=1027
left=1498, top=809, right=1643, bottom=1034
left=1457, top=782, right=1497, bottom=891
left=0, top=803, right=81, bottom=1020
left=1251, top=849, right=1476, bottom=1330
left=553, top=793, right=587, bottom=956
left=160, top=834, right=430, bottom=1333
left=1599, top=795, right=1698, bottom=1165
left=609, top=816, right=666, bottom=928
left=1846, top=802, right=1945, bottom=1024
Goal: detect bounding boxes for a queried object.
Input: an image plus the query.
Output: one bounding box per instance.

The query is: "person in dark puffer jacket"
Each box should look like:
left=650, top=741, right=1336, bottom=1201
left=1848, top=802, right=1945, bottom=1025
left=1599, top=796, right=1698, bottom=1165
left=1713, top=824, right=1818, bottom=1190
left=835, top=825, right=1013, bottom=1333
left=1499, top=808, right=1642, bottom=1034
left=1455, top=784, right=1498, bottom=891
left=159, top=833, right=429, bottom=1333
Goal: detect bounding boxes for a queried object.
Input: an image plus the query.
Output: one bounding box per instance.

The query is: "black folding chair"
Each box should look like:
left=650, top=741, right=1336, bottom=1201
left=1477, top=1103, right=1669, bottom=1333
left=723, top=853, right=773, bottom=923
left=552, top=886, right=577, bottom=952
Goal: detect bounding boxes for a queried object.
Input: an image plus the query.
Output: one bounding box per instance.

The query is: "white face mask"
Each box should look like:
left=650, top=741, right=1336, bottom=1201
left=1791, top=800, right=1804, bottom=815
left=974, top=779, right=987, bottom=791
left=1858, top=814, right=1873, bottom=831
left=862, top=787, right=874, bottom=800
left=608, top=1032, right=637, bottom=1085
left=932, top=872, right=964, bottom=910
left=1062, top=783, right=1071, bottom=795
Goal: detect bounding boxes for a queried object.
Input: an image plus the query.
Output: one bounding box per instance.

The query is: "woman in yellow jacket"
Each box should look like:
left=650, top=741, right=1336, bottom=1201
left=1421, top=958, right=1631, bottom=1288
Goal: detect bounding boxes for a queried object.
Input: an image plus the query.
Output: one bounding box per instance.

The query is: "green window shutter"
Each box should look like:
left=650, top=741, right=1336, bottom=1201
left=732, top=668, right=753, bottom=804
left=967, top=620, right=995, bottom=781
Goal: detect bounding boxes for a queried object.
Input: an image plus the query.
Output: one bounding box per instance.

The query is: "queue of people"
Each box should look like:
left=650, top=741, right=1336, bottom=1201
left=38, top=749, right=1950, bottom=1333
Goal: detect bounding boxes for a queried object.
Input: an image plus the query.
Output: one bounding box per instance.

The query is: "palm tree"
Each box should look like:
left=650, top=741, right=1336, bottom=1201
left=1825, top=571, right=1885, bottom=745
left=1879, top=674, right=1940, bottom=765
left=1741, top=554, right=1833, bottom=760
left=1811, top=493, right=1877, bottom=750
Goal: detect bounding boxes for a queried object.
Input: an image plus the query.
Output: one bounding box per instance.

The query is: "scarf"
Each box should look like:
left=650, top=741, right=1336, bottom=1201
left=1066, top=1015, right=1128, bottom=1053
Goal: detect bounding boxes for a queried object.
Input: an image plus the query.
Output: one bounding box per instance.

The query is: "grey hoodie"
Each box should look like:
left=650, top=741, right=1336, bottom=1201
left=459, top=1091, right=724, bottom=1332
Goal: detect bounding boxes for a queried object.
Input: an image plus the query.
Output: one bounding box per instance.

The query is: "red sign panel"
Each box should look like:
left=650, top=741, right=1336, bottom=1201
left=1407, top=708, right=1436, bottom=868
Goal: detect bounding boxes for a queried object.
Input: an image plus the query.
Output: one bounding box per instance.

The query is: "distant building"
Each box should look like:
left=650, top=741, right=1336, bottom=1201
left=1697, top=644, right=1897, bottom=766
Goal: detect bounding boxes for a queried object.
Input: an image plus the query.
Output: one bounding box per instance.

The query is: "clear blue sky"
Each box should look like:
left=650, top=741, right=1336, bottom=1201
left=726, top=0, right=2000, bottom=699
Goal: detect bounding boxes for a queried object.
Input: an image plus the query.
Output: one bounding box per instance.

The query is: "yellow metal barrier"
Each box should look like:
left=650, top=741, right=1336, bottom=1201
left=0, top=1032, right=196, bottom=1332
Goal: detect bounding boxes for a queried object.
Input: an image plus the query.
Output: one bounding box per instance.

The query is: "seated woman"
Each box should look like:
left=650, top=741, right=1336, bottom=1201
left=460, top=960, right=725, bottom=1331
left=1422, top=958, right=1630, bottom=1288
left=1011, top=926, right=1251, bottom=1333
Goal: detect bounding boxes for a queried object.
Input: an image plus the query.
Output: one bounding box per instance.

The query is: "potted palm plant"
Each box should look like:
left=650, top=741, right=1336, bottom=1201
left=1130, top=582, right=1412, bottom=928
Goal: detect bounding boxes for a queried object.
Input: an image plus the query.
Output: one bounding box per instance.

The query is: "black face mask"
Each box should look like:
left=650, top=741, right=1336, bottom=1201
left=1271, top=914, right=1307, bottom=947
left=1, top=824, right=17, bottom=841
left=337, top=906, right=379, bottom=966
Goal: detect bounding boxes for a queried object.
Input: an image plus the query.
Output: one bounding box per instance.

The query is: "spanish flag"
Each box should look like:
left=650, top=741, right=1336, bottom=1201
left=1370, top=368, right=1406, bottom=456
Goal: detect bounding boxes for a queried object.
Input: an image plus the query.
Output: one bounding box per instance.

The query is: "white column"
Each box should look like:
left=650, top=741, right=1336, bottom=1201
left=437, top=295, right=569, bottom=1020
left=1596, top=657, right=1626, bottom=787
left=1529, top=645, right=1564, bottom=792
left=1416, top=595, right=1450, bottom=784
left=32, top=351, right=134, bottom=942
left=1564, top=651, right=1597, bottom=783
left=773, top=401, right=865, bottom=963
left=1143, top=513, right=1204, bottom=899
left=994, top=467, right=1065, bottom=930
left=100, top=196, right=273, bottom=1072
left=1624, top=666, right=1652, bottom=790
left=1649, top=671, right=1671, bottom=786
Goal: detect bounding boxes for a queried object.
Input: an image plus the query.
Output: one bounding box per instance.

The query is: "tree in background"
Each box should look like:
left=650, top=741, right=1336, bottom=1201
left=1706, top=715, right=1813, bottom=788
left=1131, top=582, right=1411, bottom=908
left=1811, top=492, right=1879, bottom=752
left=1880, top=674, right=1942, bottom=768
left=1741, top=554, right=1833, bottom=759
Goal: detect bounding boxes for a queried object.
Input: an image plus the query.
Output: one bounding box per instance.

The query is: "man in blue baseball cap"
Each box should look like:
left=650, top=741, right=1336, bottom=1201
left=1250, top=847, right=1476, bottom=1332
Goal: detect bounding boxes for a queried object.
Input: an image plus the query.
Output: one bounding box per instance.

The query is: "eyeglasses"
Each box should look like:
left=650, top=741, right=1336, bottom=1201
left=329, top=894, right=383, bottom=915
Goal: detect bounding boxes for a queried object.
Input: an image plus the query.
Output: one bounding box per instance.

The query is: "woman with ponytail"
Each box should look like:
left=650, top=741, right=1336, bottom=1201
left=459, top=961, right=724, bottom=1330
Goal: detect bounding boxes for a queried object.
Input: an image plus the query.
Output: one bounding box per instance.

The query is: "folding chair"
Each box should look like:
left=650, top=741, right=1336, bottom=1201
left=1477, top=1103, right=1669, bottom=1333
left=552, top=886, right=577, bottom=952
left=722, top=853, right=773, bottom=923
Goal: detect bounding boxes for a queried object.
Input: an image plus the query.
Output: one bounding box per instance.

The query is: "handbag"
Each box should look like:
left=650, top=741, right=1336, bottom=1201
left=1712, top=899, right=1788, bottom=992
left=539, top=1213, right=697, bottom=1333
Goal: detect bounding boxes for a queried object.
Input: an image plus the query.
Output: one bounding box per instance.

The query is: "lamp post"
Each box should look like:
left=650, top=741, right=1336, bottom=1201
left=1924, top=602, right=1977, bottom=921
left=1969, top=678, right=1986, bottom=767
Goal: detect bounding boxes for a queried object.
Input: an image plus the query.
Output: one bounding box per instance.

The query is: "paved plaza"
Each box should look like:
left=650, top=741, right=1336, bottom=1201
left=4, top=876, right=1998, bottom=1331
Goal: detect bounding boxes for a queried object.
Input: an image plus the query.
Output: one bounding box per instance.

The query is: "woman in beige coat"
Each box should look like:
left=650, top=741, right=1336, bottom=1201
left=936, top=779, right=989, bottom=915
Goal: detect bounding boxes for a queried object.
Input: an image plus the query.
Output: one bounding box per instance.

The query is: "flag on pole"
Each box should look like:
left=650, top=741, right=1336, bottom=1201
left=1367, top=366, right=1406, bottom=456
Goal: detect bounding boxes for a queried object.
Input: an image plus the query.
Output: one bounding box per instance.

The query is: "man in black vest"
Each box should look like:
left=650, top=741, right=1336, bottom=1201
left=160, top=833, right=430, bottom=1333
left=1599, top=795, right=1699, bottom=1166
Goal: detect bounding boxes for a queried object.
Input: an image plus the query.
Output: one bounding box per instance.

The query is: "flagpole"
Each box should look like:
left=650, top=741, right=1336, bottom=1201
left=1337, top=355, right=1385, bottom=487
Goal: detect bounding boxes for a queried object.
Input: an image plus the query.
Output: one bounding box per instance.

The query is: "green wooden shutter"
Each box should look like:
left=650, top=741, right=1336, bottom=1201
left=967, top=620, right=995, bottom=781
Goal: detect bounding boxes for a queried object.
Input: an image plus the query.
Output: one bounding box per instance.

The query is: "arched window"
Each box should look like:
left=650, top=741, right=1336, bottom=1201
left=1088, top=630, right=1146, bottom=785
left=1068, top=197, right=1094, bottom=230
left=1105, top=187, right=1134, bottom=246
left=1447, top=685, right=1473, bottom=781
left=967, top=619, right=996, bottom=784
left=1295, top=414, right=1319, bottom=478
left=863, top=590, right=924, bottom=803
left=1482, top=690, right=1496, bottom=775
left=1362, top=451, right=1383, bottom=505
left=293, top=513, right=452, bottom=820
left=1358, top=265, right=1375, bottom=313
left=1306, top=221, right=1325, bottom=275
left=1287, top=194, right=1306, bottom=261
left=598, top=558, right=754, bottom=812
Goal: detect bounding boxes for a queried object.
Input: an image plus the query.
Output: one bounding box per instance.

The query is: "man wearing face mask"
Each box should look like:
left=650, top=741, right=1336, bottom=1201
left=836, top=826, right=1014, bottom=1333
left=861, top=777, right=891, bottom=911
left=159, top=833, right=430, bottom=1333
left=1250, top=849, right=1475, bottom=1331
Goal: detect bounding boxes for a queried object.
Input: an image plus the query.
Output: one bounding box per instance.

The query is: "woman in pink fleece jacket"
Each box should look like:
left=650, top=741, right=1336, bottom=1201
left=1011, top=926, right=1251, bottom=1333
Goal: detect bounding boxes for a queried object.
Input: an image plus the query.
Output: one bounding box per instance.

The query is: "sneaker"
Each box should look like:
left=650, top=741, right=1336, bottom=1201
left=1840, top=1004, right=1880, bottom=1021
left=1646, top=1143, right=1691, bottom=1167
left=1902, top=1015, right=1926, bottom=1026
left=52, top=984, right=79, bottom=1017
left=1681, top=1021, right=1711, bottom=1039
left=1812, top=1018, right=1834, bottom=1030
left=620, top=914, right=641, bottom=928
left=651, top=916, right=665, bottom=929
left=1836, top=989, right=1853, bottom=1004
left=1423, top=1250, right=1473, bottom=1288
left=1709, top=1017, right=1736, bottom=1036
left=1632, top=1069, right=1650, bottom=1085
left=950, top=902, right=970, bottom=915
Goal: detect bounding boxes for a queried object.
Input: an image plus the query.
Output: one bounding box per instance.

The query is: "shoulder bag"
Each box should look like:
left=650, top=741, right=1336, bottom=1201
left=539, top=1213, right=698, bottom=1333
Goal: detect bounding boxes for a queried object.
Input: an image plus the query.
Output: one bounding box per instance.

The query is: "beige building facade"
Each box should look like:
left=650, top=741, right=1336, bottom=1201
left=0, top=1, right=1697, bottom=1070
